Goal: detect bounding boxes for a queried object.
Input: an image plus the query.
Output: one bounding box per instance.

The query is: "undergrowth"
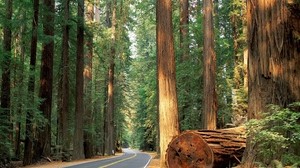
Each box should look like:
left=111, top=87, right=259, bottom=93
left=246, top=102, right=300, bottom=167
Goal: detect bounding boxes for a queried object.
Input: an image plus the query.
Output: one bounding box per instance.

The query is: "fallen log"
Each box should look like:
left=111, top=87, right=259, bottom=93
left=166, top=126, right=246, bottom=168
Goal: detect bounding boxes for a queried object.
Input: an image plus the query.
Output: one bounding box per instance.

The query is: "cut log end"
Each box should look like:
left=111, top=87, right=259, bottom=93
left=166, top=127, right=246, bottom=168
left=166, top=131, right=214, bottom=168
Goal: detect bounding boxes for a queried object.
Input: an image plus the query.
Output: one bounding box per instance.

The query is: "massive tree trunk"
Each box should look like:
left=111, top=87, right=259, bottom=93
left=84, top=0, right=95, bottom=159
left=245, top=0, right=300, bottom=166
left=104, top=0, right=116, bottom=156
left=73, top=0, right=85, bottom=160
left=247, top=0, right=300, bottom=119
left=23, top=0, right=39, bottom=165
left=156, top=0, right=180, bottom=167
left=34, top=0, right=55, bottom=161
left=0, top=0, right=13, bottom=165
left=57, top=0, right=71, bottom=161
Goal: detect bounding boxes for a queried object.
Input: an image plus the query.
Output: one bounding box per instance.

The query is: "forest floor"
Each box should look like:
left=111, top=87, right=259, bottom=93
left=13, top=151, right=160, bottom=168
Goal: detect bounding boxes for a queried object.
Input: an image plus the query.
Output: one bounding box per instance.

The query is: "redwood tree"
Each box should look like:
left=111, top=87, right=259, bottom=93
left=84, top=0, right=95, bottom=158
left=34, top=0, right=55, bottom=160
left=245, top=0, right=300, bottom=166
left=247, top=0, right=300, bottom=119
left=202, top=0, right=217, bottom=130
left=104, top=0, right=116, bottom=156
left=23, top=0, right=39, bottom=165
left=73, top=0, right=85, bottom=160
left=156, top=0, right=180, bottom=167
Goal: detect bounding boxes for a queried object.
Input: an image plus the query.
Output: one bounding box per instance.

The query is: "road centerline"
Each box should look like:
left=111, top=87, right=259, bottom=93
left=98, top=152, right=137, bottom=168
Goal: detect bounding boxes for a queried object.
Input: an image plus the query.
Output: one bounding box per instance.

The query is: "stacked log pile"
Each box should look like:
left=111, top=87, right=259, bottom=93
left=166, top=126, right=246, bottom=168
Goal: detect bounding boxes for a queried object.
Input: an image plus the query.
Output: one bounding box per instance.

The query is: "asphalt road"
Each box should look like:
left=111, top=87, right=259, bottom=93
left=65, top=148, right=152, bottom=168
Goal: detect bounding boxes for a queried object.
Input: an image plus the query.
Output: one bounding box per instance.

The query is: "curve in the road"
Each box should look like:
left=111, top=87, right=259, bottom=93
left=64, top=148, right=151, bottom=168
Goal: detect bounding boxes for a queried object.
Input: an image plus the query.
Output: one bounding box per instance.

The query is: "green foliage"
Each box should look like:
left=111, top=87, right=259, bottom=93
left=125, top=0, right=158, bottom=150
left=0, top=112, right=12, bottom=148
left=214, top=0, right=240, bottom=128
left=175, top=0, right=205, bottom=130
left=246, top=102, right=300, bottom=166
left=177, top=58, right=203, bottom=130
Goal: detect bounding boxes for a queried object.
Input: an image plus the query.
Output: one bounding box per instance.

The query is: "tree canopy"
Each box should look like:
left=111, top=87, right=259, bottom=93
left=0, top=0, right=299, bottom=167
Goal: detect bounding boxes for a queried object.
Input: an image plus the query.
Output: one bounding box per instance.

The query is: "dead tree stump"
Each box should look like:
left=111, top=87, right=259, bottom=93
left=166, top=126, right=246, bottom=168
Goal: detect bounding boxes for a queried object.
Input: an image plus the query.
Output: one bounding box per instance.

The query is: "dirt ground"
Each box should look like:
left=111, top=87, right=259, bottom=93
left=146, top=152, right=160, bottom=168
left=14, top=151, right=160, bottom=168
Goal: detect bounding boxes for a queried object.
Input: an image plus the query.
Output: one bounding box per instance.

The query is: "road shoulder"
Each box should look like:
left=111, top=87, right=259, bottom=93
left=145, top=152, right=160, bottom=168
left=18, top=153, right=123, bottom=168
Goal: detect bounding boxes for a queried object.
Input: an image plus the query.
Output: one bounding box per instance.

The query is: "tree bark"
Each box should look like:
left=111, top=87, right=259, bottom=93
left=247, top=0, right=300, bottom=118
left=245, top=0, right=300, bottom=166
left=156, top=0, right=180, bottom=167
left=202, top=0, right=217, bottom=130
left=34, top=0, right=55, bottom=161
left=73, top=0, right=85, bottom=160
left=166, top=127, right=246, bottom=168
left=23, top=0, right=39, bottom=165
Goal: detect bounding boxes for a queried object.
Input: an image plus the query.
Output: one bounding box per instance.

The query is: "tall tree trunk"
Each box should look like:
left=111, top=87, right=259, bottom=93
left=244, top=0, right=300, bottom=166
left=57, top=0, right=70, bottom=161
left=102, top=76, right=108, bottom=156
left=202, top=0, right=217, bottom=130
left=84, top=0, right=95, bottom=159
left=23, top=0, right=39, bottom=165
left=247, top=0, right=300, bottom=118
left=34, top=0, right=55, bottom=161
left=106, top=56, right=115, bottom=156
left=104, top=0, right=116, bottom=156
left=180, top=0, right=189, bottom=61
left=0, top=0, right=13, bottom=165
left=73, top=0, right=85, bottom=160
left=156, top=0, right=180, bottom=167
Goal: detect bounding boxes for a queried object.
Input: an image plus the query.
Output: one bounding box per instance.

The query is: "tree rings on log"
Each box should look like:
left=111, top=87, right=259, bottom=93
left=166, top=131, right=214, bottom=168
left=166, top=127, right=246, bottom=168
